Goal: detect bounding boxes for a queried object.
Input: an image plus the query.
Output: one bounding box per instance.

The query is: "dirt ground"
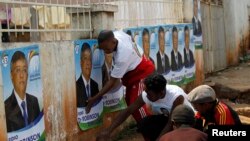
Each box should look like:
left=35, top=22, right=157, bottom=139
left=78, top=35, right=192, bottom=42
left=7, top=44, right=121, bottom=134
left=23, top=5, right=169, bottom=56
left=112, top=62, right=250, bottom=141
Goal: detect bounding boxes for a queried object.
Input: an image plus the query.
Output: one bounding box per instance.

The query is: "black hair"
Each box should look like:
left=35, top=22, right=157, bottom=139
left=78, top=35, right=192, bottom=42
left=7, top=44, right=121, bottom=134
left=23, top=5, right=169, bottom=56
left=142, top=28, right=149, bottom=36
left=158, top=26, right=165, bottom=43
left=126, top=30, right=132, bottom=36
left=184, top=26, right=189, bottom=32
left=11, top=51, right=26, bottom=71
left=97, top=30, right=114, bottom=45
left=158, top=26, right=164, bottom=34
left=184, top=26, right=190, bottom=40
left=81, top=43, right=92, bottom=60
left=172, top=26, right=178, bottom=33
left=144, top=74, right=167, bottom=93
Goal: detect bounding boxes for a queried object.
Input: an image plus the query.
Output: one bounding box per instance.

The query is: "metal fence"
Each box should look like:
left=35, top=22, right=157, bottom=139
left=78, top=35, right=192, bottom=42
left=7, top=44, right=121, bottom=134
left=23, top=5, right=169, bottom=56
left=0, top=0, right=184, bottom=41
left=0, top=0, right=92, bottom=41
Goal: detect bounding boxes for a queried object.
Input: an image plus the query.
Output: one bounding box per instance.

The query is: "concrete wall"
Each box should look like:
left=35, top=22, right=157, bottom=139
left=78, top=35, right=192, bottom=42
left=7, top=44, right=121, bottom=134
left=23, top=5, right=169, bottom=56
left=0, top=42, right=77, bottom=141
left=184, top=0, right=250, bottom=69
left=224, top=0, right=250, bottom=65
left=69, top=4, right=118, bottom=39
left=112, top=0, right=184, bottom=29
left=0, top=42, right=133, bottom=141
left=183, top=0, right=193, bottom=23
left=223, top=0, right=250, bottom=65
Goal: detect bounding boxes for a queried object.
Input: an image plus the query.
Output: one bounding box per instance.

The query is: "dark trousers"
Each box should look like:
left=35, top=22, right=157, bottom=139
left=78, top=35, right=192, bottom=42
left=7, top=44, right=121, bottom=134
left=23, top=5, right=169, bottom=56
left=137, top=114, right=168, bottom=141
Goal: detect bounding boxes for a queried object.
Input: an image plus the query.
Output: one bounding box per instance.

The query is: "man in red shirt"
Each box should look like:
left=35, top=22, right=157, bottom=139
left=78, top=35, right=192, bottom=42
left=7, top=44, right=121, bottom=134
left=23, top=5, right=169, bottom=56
left=188, top=85, right=241, bottom=132
left=86, top=30, right=155, bottom=123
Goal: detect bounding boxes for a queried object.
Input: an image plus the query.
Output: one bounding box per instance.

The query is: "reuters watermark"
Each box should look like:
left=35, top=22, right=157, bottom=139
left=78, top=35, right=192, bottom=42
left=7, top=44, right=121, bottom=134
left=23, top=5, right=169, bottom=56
left=208, top=125, right=249, bottom=140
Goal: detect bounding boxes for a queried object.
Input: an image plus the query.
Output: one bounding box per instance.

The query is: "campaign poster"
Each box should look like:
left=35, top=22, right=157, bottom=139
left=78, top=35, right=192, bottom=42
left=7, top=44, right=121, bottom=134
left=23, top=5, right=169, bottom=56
left=74, top=39, right=104, bottom=130
left=192, top=0, right=203, bottom=49
left=182, top=24, right=196, bottom=84
left=165, top=25, right=185, bottom=85
left=124, top=23, right=196, bottom=86
left=125, top=26, right=158, bottom=66
left=0, top=45, right=45, bottom=141
left=102, top=52, right=127, bottom=113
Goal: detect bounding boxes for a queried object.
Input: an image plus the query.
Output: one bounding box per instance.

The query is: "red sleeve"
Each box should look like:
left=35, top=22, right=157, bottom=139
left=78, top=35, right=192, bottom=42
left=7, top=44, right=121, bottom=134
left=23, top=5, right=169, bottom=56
left=214, top=102, right=235, bottom=125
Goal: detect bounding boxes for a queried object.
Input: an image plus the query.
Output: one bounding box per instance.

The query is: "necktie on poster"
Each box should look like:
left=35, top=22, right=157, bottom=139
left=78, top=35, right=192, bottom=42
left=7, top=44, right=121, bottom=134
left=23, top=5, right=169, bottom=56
left=86, top=84, right=90, bottom=98
left=21, top=101, right=28, bottom=126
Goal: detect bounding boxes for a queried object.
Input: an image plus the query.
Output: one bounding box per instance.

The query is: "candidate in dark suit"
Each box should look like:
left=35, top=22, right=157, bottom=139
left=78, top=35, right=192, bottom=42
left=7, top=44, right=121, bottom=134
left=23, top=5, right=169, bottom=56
left=183, top=26, right=195, bottom=68
left=5, top=92, right=40, bottom=132
left=4, top=51, right=40, bottom=132
left=171, top=26, right=183, bottom=71
left=76, top=43, right=99, bottom=107
left=142, top=28, right=155, bottom=65
left=192, top=0, right=202, bottom=36
left=156, top=26, right=170, bottom=74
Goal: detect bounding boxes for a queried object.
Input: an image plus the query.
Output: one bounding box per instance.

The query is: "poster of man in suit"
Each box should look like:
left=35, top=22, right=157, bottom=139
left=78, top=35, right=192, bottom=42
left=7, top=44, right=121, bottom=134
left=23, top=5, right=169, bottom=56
left=193, top=0, right=203, bottom=49
left=102, top=52, right=127, bottom=113
left=0, top=45, right=45, bottom=141
left=183, top=26, right=195, bottom=68
left=170, top=26, right=183, bottom=71
left=76, top=43, right=100, bottom=108
left=124, top=24, right=196, bottom=85
left=192, top=0, right=202, bottom=37
left=156, top=26, right=170, bottom=74
left=74, top=40, right=103, bottom=131
left=183, top=24, right=196, bottom=84
left=142, top=28, right=155, bottom=64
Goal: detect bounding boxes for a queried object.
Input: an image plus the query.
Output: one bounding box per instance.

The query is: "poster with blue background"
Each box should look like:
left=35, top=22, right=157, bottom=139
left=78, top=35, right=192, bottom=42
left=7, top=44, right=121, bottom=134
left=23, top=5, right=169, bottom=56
left=193, top=0, right=203, bottom=48
left=124, top=23, right=195, bottom=86
left=0, top=45, right=45, bottom=141
left=74, top=39, right=127, bottom=130
left=74, top=40, right=104, bottom=130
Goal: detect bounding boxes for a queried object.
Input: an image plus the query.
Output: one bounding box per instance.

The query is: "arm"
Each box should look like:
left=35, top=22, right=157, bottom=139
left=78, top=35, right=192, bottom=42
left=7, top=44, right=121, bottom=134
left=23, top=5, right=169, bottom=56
left=95, top=77, right=119, bottom=100
left=86, top=77, right=119, bottom=113
left=157, top=95, right=184, bottom=140
left=96, top=95, right=145, bottom=141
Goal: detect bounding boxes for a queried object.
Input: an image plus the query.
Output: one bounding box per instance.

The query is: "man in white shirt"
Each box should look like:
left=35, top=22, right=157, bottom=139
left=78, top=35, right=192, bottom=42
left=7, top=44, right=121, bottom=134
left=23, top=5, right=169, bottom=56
left=170, top=26, right=183, bottom=71
left=96, top=74, right=193, bottom=141
left=4, top=51, right=40, bottom=132
left=86, top=30, right=155, bottom=123
left=76, top=43, right=99, bottom=107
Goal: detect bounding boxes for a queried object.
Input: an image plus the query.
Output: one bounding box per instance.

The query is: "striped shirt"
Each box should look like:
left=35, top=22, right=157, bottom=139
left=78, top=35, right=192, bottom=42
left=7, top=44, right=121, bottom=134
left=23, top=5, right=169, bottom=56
left=195, top=101, right=241, bottom=126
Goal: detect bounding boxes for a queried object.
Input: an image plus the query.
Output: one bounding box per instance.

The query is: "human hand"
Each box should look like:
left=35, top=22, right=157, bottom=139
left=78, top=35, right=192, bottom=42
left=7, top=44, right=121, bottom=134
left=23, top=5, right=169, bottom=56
left=85, top=97, right=95, bottom=114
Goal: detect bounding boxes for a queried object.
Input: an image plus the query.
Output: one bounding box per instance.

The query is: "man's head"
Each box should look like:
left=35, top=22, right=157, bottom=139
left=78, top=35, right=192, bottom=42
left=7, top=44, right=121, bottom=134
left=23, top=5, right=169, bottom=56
left=188, top=85, right=217, bottom=116
left=98, top=30, right=117, bottom=54
left=193, top=0, right=198, bottom=18
left=171, top=104, right=195, bottom=129
left=142, top=28, right=150, bottom=58
left=10, top=51, right=28, bottom=98
left=144, top=74, right=167, bottom=102
left=158, top=26, right=165, bottom=54
left=184, top=26, right=190, bottom=49
left=81, top=43, right=92, bottom=81
left=172, top=26, right=178, bottom=52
